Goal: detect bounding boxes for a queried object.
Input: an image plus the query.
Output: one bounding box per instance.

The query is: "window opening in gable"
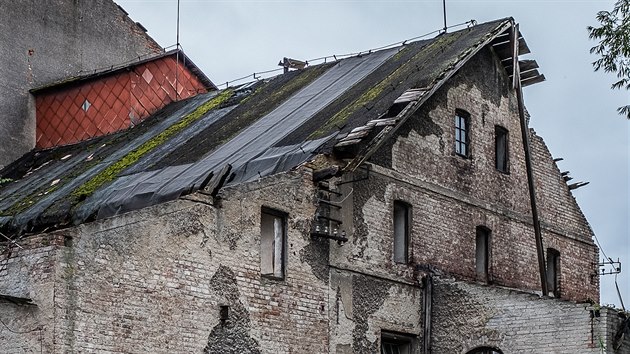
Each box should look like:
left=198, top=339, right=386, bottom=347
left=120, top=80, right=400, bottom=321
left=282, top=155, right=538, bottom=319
left=381, top=331, right=414, bottom=354
left=260, top=208, right=286, bottom=279
left=455, top=110, right=470, bottom=158
left=495, top=126, right=509, bottom=173
left=546, top=248, right=560, bottom=298
left=476, top=226, right=491, bottom=283
left=393, top=201, right=411, bottom=264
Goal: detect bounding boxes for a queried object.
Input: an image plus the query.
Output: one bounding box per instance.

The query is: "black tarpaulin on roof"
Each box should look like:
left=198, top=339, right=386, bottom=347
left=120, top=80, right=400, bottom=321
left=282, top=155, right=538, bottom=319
left=74, top=47, right=399, bottom=222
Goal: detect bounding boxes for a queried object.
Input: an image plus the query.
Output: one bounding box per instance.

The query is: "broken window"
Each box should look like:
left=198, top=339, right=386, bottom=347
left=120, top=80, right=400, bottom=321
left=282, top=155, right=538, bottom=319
left=546, top=248, right=560, bottom=297
left=393, top=201, right=411, bottom=264
left=455, top=110, right=470, bottom=157
left=476, top=226, right=491, bottom=282
left=381, top=331, right=414, bottom=354
left=260, top=208, right=286, bottom=279
left=495, top=126, right=509, bottom=173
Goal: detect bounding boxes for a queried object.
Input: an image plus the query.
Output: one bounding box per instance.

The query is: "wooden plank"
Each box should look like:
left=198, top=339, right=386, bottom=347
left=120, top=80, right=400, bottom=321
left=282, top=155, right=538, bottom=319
left=367, top=117, right=398, bottom=126
left=520, top=68, right=541, bottom=80
left=394, top=89, right=425, bottom=104
left=505, top=59, right=539, bottom=73
left=521, top=74, right=546, bottom=87
left=334, top=138, right=363, bottom=147
left=508, top=68, right=540, bottom=80
left=511, top=23, right=520, bottom=89
left=343, top=130, right=370, bottom=140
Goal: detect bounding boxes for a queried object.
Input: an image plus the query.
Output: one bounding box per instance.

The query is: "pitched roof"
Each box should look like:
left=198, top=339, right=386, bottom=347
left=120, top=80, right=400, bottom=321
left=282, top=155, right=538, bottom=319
left=0, top=18, right=541, bottom=236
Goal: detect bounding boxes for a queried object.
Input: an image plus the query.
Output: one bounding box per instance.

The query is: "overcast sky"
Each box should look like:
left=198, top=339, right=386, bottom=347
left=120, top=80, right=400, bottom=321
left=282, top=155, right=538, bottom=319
left=116, top=0, right=629, bottom=307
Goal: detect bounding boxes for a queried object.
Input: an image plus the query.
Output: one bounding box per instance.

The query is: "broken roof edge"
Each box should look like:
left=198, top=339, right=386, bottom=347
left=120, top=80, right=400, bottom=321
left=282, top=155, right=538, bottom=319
left=342, top=18, right=515, bottom=172
left=30, top=48, right=217, bottom=94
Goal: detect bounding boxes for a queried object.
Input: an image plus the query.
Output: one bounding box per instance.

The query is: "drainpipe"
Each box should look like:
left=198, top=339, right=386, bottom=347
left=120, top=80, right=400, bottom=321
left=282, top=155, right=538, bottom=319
left=421, top=269, right=433, bottom=354
left=511, top=21, right=548, bottom=296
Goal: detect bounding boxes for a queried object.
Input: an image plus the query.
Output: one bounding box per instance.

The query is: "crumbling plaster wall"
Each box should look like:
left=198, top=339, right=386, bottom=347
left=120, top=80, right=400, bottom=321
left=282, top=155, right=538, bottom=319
left=328, top=269, right=423, bottom=354
left=431, top=277, right=629, bottom=354
left=0, top=169, right=330, bottom=353
left=0, top=0, right=162, bottom=168
left=355, top=46, right=598, bottom=302
left=0, top=234, right=64, bottom=353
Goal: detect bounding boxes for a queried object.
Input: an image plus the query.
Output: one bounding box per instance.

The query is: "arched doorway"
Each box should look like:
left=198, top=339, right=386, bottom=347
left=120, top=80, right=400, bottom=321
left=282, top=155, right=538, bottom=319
left=467, top=347, right=503, bottom=354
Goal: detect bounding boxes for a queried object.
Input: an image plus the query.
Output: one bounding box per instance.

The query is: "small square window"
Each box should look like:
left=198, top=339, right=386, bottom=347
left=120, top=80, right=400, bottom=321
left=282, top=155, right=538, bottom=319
left=393, top=201, right=411, bottom=264
left=260, top=208, right=286, bottom=279
left=381, top=331, right=414, bottom=354
left=495, top=126, right=509, bottom=173
left=455, top=110, right=470, bottom=158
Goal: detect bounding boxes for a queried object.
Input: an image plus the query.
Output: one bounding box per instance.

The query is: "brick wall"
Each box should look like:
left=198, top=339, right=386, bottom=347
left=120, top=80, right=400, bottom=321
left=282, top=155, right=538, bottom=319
left=354, top=46, right=599, bottom=302
left=0, top=233, right=65, bottom=353
left=35, top=54, right=207, bottom=148
left=431, top=277, right=628, bottom=354
left=1, top=170, right=330, bottom=353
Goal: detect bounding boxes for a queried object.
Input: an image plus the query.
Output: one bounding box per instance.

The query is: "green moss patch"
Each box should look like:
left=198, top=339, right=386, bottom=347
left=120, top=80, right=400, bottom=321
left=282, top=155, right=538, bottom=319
left=72, top=90, right=234, bottom=199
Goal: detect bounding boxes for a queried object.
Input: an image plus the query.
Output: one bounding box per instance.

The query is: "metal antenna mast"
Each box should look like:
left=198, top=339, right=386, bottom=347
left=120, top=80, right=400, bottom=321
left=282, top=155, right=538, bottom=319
left=175, top=0, right=181, bottom=100
left=442, top=0, right=447, bottom=33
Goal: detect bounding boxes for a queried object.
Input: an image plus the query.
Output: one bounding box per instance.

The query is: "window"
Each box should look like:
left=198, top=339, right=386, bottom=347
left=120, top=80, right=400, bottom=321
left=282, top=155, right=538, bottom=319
left=475, top=226, right=491, bottom=282
left=495, top=126, right=509, bottom=173
left=547, top=248, right=560, bottom=297
left=381, top=331, right=414, bottom=354
left=393, top=201, right=411, bottom=264
left=455, top=110, right=470, bottom=157
left=467, top=347, right=503, bottom=354
left=260, top=208, right=286, bottom=279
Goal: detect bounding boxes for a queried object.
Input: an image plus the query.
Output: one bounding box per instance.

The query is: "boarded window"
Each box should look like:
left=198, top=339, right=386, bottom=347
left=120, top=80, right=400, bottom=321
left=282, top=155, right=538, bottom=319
left=260, top=208, right=286, bottom=278
left=476, top=226, right=491, bottom=282
left=455, top=110, right=470, bottom=157
left=547, top=248, right=560, bottom=297
left=495, top=126, right=509, bottom=172
left=381, top=331, right=414, bottom=354
left=393, top=201, right=411, bottom=264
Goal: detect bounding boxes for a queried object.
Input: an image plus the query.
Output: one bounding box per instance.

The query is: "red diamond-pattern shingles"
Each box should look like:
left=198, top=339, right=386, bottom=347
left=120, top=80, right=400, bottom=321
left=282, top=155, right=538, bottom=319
left=35, top=55, right=207, bottom=148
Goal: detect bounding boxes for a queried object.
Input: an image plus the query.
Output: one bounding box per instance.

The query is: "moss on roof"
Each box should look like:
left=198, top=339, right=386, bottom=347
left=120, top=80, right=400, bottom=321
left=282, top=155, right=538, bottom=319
left=152, top=63, right=333, bottom=168
left=72, top=89, right=234, bottom=199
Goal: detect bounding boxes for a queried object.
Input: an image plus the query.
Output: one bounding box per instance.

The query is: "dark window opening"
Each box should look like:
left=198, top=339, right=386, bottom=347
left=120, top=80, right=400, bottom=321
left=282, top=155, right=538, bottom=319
left=393, top=201, right=411, bottom=264
left=547, top=248, right=560, bottom=297
left=476, top=226, right=491, bottom=283
left=381, top=331, right=414, bottom=354
left=455, top=110, right=470, bottom=158
left=260, top=208, right=286, bottom=279
left=467, top=347, right=503, bottom=354
left=495, top=126, right=509, bottom=173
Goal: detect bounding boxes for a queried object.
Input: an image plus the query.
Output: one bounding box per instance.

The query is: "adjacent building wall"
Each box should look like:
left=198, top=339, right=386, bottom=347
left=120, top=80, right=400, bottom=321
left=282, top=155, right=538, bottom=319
left=0, top=0, right=161, bottom=167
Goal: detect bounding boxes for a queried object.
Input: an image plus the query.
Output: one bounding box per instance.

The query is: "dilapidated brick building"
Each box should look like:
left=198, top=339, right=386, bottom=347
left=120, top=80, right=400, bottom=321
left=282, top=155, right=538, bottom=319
left=0, top=16, right=628, bottom=354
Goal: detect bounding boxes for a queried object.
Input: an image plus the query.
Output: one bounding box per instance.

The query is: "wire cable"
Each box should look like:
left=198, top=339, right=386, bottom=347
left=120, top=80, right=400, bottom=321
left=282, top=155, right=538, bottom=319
left=0, top=315, right=41, bottom=334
